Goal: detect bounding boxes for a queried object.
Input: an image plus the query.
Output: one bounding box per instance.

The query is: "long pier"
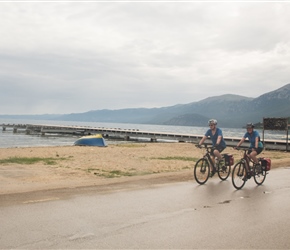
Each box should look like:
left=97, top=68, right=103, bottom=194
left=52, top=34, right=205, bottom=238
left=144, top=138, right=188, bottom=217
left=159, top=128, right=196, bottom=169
left=1, top=123, right=289, bottom=151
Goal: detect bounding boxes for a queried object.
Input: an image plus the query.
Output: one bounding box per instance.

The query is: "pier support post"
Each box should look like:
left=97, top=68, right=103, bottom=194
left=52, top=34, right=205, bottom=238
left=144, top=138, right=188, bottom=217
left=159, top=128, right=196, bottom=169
left=13, top=127, right=17, bottom=133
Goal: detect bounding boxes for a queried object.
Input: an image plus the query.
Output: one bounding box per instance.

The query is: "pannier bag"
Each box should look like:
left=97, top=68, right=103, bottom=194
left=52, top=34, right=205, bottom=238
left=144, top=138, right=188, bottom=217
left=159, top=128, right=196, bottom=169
left=223, top=154, right=234, bottom=166
left=260, top=158, right=271, bottom=171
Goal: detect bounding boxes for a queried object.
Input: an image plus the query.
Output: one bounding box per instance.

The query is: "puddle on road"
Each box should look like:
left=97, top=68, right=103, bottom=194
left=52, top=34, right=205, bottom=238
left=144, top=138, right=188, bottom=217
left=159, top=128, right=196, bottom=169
left=218, top=200, right=231, bottom=204
left=240, top=196, right=250, bottom=199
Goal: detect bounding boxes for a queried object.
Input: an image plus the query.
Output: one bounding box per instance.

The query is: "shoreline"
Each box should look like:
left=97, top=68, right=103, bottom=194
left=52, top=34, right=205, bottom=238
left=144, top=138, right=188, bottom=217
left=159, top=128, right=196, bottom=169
left=1, top=122, right=289, bottom=151
left=1, top=143, right=290, bottom=195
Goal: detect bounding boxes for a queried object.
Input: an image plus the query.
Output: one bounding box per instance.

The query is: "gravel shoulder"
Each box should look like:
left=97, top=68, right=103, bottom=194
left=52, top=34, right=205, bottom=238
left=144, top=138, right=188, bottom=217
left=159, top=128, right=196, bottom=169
left=1, top=143, right=289, bottom=195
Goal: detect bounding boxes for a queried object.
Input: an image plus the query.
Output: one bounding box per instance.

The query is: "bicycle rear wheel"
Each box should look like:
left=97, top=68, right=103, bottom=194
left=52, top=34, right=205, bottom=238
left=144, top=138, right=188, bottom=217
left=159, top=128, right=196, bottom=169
left=232, top=161, right=246, bottom=190
left=194, top=158, right=210, bottom=185
left=253, top=163, right=267, bottom=185
left=217, top=162, right=231, bottom=181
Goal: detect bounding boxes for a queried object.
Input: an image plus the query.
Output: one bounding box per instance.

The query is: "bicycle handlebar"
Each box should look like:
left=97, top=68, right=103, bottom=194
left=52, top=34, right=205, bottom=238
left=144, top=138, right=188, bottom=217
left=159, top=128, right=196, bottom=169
left=195, top=144, right=217, bottom=151
left=233, top=147, right=257, bottom=164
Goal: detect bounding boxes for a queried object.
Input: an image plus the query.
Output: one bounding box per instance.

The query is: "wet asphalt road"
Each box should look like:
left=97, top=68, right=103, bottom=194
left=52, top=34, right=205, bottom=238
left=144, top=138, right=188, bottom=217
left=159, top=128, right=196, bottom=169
left=1, top=168, right=290, bottom=249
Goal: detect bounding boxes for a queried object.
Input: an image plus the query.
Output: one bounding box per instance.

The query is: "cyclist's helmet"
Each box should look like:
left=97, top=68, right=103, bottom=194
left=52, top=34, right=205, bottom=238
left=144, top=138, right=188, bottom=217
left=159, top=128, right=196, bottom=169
left=208, top=119, right=217, bottom=125
left=246, top=123, right=255, bottom=128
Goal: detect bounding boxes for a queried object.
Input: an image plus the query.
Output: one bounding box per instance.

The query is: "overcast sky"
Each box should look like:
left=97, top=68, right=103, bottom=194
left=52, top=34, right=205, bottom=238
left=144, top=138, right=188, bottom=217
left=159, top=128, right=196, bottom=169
left=0, top=1, right=290, bottom=115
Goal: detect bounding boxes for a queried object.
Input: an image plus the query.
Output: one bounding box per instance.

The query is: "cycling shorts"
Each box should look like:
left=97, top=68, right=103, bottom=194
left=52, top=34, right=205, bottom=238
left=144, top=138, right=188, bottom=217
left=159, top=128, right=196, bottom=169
left=211, top=145, right=226, bottom=155
left=247, top=147, right=263, bottom=155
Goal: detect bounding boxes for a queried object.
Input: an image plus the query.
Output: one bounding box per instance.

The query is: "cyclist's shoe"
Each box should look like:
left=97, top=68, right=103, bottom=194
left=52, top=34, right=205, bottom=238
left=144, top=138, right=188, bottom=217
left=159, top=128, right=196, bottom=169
left=220, top=165, right=227, bottom=172
left=255, top=164, right=262, bottom=174
left=217, top=160, right=225, bottom=171
left=238, top=172, right=244, bottom=177
left=242, top=173, right=252, bottom=181
left=209, top=168, right=216, bottom=178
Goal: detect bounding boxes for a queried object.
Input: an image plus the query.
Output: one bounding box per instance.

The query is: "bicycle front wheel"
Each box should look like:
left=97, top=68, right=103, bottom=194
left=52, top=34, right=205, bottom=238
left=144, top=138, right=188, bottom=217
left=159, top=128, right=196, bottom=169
left=217, top=162, right=231, bottom=181
left=194, top=158, right=210, bottom=185
left=232, top=161, right=246, bottom=190
left=253, top=164, right=267, bottom=185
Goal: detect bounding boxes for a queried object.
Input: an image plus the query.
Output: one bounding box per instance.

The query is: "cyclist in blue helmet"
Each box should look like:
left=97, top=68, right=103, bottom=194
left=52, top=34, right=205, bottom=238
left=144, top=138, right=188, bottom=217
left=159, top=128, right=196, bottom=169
left=198, top=119, right=227, bottom=177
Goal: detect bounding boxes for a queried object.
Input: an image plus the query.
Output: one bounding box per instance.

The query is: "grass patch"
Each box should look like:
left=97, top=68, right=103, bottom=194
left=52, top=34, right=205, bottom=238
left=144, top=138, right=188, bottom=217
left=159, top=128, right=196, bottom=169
left=55, top=165, right=71, bottom=169
left=89, top=168, right=151, bottom=178
left=152, top=156, right=199, bottom=162
left=0, top=157, right=66, bottom=165
left=106, top=170, right=134, bottom=178
left=88, top=166, right=191, bottom=178
left=87, top=168, right=101, bottom=173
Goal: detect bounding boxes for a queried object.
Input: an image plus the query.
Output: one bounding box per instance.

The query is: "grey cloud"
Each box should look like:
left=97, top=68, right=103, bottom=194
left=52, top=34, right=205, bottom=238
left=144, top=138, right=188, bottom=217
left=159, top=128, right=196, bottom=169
left=0, top=2, right=289, bottom=114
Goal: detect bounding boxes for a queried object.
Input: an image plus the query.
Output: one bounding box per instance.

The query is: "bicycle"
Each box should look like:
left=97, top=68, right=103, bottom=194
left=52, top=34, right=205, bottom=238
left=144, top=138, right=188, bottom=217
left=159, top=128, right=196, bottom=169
left=194, top=144, right=233, bottom=185
left=231, top=147, right=271, bottom=190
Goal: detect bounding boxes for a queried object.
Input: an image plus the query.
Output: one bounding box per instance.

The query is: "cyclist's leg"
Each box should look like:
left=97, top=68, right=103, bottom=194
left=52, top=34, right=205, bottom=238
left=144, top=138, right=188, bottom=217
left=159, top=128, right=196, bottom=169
left=245, top=150, right=252, bottom=172
left=210, top=148, right=216, bottom=170
left=207, top=150, right=216, bottom=177
left=214, top=146, right=225, bottom=162
left=243, top=156, right=253, bottom=180
left=251, top=148, right=264, bottom=174
left=249, top=147, right=263, bottom=164
left=209, top=155, right=216, bottom=176
left=210, top=147, right=225, bottom=177
left=213, top=150, right=222, bottom=162
left=249, top=150, right=259, bottom=164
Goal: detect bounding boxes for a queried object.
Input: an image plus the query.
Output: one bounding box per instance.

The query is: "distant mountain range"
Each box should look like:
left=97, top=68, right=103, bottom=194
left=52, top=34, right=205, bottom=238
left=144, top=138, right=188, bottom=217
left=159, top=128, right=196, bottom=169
left=1, top=83, right=290, bottom=128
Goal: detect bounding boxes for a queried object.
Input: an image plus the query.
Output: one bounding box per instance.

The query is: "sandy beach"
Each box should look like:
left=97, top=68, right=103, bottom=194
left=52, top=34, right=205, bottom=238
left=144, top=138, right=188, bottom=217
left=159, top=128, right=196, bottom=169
left=1, top=143, right=290, bottom=195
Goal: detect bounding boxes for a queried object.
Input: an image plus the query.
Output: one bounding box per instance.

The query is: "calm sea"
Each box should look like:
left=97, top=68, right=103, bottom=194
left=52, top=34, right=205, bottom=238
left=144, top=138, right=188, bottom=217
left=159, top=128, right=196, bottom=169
left=0, top=119, right=287, bottom=148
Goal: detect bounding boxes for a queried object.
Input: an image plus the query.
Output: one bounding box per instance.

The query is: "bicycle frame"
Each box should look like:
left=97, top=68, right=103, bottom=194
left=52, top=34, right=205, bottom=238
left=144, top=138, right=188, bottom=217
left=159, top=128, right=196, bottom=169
left=239, top=149, right=254, bottom=173
left=201, top=146, right=215, bottom=168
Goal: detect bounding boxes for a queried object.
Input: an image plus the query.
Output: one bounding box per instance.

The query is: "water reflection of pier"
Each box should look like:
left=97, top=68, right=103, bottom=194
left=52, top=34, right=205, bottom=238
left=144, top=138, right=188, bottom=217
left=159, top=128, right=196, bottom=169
left=1, top=123, right=289, bottom=151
